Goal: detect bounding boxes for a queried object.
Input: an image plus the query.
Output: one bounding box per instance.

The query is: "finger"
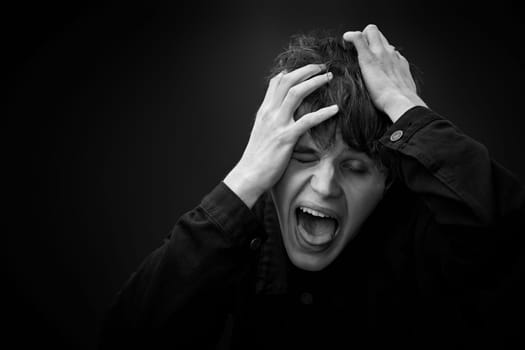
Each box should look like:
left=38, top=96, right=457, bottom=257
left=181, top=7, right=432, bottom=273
left=280, top=71, right=333, bottom=115
left=375, top=26, right=391, bottom=47
left=275, top=63, right=326, bottom=101
left=293, top=104, right=339, bottom=136
left=394, top=50, right=410, bottom=71
left=378, top=29, right=402, bottom=60
left=362, top=24, right=386, bottom=54
left=393, top=49, right=403, bottom=60
left=262, top=71, right=284, bottom=105
left=342, top=31, right=373, bottom=62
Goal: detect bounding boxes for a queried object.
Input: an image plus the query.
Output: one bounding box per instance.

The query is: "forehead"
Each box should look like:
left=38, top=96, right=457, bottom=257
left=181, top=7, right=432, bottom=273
left=297, top=131, right=371, bottom=160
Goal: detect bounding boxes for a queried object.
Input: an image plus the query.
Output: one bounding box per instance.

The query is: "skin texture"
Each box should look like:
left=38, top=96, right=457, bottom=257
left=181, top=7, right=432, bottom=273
left=224, top=64, right=338, bottom=208
left=224, top=24, right=427, bottom=270
left=271, top=131, right=386, bottom=271
left=344, top=24, right=428, bottom=123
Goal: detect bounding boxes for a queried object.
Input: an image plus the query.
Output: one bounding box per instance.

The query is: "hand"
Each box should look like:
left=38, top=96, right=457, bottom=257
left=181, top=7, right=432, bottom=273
left=343, top=24, right=427, bottom=122
left=224, top=64, right=338, bottom=208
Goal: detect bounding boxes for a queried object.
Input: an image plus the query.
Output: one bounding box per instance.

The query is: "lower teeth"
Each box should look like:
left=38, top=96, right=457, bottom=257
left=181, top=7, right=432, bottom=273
left=296, top=209, right=337, bottom=239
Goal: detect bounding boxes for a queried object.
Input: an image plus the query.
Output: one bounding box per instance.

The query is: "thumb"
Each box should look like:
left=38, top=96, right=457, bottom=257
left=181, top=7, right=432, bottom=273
left=343, top=31, right=373, bottom=62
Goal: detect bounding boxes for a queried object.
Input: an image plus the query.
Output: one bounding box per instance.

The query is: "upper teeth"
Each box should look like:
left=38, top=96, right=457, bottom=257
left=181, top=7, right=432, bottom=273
left=299, top=206, right=333, bottom=219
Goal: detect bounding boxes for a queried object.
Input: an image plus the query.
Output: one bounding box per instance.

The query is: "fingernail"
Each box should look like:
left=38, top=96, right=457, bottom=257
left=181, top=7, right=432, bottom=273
left=327, top=72, right=333, bottom=80
left=329, top=104, right=338, bottom=111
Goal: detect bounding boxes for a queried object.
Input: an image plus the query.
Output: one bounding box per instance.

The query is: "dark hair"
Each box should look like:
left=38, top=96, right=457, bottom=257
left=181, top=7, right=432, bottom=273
left=268, top=31, right=393, bottom=168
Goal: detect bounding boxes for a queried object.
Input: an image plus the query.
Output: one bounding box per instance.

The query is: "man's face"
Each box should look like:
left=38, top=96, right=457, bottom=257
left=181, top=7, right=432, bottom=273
left=271, top=131, right=386, bottom=271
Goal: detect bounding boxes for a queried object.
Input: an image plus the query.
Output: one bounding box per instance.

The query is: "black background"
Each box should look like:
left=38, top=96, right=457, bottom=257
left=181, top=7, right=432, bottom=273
left=7, top=1, right=525, bottom=348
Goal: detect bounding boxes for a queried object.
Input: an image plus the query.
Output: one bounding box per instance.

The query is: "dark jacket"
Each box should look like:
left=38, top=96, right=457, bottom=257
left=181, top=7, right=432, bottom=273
left=99, top=107, right=525, bottom=349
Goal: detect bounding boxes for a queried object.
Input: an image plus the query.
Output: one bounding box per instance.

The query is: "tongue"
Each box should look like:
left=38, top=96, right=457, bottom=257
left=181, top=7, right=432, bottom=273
left=298, top=211, right=337, bottom=237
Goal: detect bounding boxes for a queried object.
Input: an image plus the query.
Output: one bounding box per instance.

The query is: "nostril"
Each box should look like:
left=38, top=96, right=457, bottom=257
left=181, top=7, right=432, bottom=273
left=310, top=174, right=341, bottom=197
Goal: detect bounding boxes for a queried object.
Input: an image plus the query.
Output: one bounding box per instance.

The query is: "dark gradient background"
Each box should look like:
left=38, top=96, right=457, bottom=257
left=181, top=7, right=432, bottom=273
left=7, top=1, right=525, bottom=349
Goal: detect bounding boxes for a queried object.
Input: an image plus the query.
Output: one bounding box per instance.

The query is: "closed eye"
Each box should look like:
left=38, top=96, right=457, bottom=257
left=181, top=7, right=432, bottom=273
left=341, top=160, right=368, bottom=173
left=291, top=144, right=319, bottom=163
left=291, top=152, right=318, bottom=163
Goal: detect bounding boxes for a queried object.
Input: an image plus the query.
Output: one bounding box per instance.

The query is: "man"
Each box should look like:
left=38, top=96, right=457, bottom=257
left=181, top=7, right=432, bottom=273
left=100, top=25, right=525, bottom=349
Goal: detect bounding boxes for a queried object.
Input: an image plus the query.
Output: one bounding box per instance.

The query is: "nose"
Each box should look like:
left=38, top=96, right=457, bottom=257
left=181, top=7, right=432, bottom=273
left=310, top=161, right=342, bottom=198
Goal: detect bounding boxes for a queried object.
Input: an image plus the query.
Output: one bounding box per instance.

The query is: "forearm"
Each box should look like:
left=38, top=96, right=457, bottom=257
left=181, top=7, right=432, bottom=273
left=99, top=182, right=266, bottom=347
left=381, top=106, right=525, bottom=227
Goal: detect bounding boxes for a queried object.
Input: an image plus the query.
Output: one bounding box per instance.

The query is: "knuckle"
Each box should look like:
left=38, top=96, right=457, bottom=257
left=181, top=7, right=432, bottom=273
left=397, top=54, right=409, bottom=65
left=372, top=45, right=385, bottom=55
left=276, top=127, right=294, bottom=144
left=364, top=24, right=378, bottom=32
left=257, top=106, right=270, bottom=117
left=280, top=73, right=291, bottom=85
left=298, top=113, right=315, bottom=126
left=258, top=104, right=279, bottom=118
left=287, top=86, right=301, bottom=98
left=270, top=73, right=282, bottom=83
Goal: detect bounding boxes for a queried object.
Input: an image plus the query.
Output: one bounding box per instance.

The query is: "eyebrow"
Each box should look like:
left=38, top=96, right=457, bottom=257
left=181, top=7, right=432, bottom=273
left=293, top=144, right=317, bottom=153
left=294, top=141, right=372, bottom=162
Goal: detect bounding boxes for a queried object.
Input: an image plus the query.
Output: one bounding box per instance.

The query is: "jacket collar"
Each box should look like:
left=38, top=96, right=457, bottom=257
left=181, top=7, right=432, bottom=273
left=254, top=192, right=289, bottom=295
left=252, top=183, right=405, bottom=296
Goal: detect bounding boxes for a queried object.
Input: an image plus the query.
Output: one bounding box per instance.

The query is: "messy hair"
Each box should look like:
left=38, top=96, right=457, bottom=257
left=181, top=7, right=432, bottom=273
left=268, top=31, right=398, bottom=168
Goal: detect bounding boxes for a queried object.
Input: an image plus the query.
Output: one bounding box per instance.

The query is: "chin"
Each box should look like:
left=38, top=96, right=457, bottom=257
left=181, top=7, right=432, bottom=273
left=286, top=248, right=335, bottom=271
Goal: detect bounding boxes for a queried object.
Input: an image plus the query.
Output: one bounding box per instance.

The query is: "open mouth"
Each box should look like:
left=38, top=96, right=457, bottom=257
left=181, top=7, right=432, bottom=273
left=295, top=205, right=339, bottom=249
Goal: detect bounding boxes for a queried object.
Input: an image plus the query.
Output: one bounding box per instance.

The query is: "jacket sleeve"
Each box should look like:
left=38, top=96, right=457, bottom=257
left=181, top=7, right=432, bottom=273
left=379, top=106, right=525, bottom=343
left=98, top=182, right=266, bottom=349
left=379, top=106, right=525, bottom=280
left=380, top=106, right=525, bottom=228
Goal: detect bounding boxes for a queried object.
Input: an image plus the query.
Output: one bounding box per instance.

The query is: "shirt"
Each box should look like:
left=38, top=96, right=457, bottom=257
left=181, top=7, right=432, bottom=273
left=99, top=106, right=525, bottom=350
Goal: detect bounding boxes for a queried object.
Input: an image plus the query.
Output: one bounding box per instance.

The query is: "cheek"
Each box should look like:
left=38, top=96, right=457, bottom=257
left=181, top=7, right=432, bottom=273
left=271, top=165, right=311, bottom=239
left=358, top=185, right=384, bottom=211
left=342, top=176, right=386, bottom=218
left=362, top=177, right=386, bottom=202
left=272, top=164, right=309, bottom=207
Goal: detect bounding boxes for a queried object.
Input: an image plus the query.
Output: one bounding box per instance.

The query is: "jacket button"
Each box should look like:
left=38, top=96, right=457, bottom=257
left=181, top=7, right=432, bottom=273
left=390, top=130, right=403, bottom=142
left=300, top=292, right=313, bottom=305
left=249, top=237, right=262, bottom=250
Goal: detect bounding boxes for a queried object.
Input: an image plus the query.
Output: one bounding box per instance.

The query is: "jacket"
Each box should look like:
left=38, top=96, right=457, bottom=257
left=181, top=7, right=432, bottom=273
left=99, top=106, right=525, bottom=349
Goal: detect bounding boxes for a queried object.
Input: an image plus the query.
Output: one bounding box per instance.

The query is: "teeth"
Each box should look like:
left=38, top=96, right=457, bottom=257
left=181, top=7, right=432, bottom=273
left=299, top=206, right=333, bottom=219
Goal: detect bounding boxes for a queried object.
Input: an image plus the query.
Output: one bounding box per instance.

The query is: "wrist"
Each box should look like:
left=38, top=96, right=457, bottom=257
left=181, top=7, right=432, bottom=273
left=381, top=93, right=427, bottom=123
left=223, top=166, right=264, bottom=209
